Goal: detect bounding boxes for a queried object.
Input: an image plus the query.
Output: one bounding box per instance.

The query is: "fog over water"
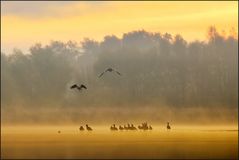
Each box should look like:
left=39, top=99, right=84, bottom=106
left=1, top=27, right=238, bottom=125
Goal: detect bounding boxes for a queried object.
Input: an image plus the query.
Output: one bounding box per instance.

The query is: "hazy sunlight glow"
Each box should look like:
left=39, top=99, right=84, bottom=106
left=1, top=1, right=238, bottom=54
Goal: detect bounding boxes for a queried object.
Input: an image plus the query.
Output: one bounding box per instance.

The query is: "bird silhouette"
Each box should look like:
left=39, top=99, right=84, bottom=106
left=70, top=84, right=87, bottom=91
left=79, top=126, right=84, bottom=131
left=138, top=125, right=143, bottom=130
left=149, top=125, right=153, bottom=130
left=98, top=68, right=121, bottom=78
left=130, top=124, right=137, bottom=130
left=110, top=124, right=118, bottom=131
left=167, top=122, right=171, bottom=130
left=119, top=125, right=124, bottom=130
left=138, top=122, right=149, bottom=130
left=86, top=124, right=93, bottom=131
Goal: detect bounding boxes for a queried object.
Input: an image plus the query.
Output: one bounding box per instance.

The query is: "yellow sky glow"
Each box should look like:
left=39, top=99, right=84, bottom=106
left=1, top=1, right=238, bottom=54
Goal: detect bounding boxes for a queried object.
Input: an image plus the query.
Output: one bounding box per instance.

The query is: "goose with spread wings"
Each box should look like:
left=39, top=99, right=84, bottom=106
left=70, top=84, right=87, bottom=91
left=98, top=68, right=122, bottom=78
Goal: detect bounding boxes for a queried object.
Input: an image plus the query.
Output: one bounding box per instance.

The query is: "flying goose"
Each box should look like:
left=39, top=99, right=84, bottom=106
left=70, top=84, right=87, bottom=91
left=99, top=68, right=122, bottom=78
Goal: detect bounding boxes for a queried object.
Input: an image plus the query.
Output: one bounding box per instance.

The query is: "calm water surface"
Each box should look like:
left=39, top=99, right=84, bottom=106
left=1, top=125, right=238, bottom=159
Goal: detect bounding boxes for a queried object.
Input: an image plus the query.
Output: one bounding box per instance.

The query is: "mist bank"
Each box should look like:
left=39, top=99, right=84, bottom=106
left=1, top=106, right=238, bottom=126
left=1, top=26, right=238, bottom=124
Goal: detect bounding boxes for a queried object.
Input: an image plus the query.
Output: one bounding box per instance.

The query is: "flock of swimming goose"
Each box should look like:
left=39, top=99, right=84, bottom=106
left=57, top=122, right=171, bottom=133
left=79, top=124, right=93, bottom=131
left=64, top=67, right=171, bottom=134
left=110, top=122, right=153, bottom=131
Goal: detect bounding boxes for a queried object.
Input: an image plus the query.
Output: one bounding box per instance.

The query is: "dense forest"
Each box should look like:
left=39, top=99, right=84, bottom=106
left=1, top=27, right=238, bottom=124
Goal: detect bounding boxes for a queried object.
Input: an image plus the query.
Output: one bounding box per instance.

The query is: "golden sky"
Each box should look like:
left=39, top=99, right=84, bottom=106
left=1, top=1, right=238, bottom=54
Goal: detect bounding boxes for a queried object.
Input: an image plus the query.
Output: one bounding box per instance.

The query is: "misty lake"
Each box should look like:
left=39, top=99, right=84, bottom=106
left=1, top=125, right=238, bottom=159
